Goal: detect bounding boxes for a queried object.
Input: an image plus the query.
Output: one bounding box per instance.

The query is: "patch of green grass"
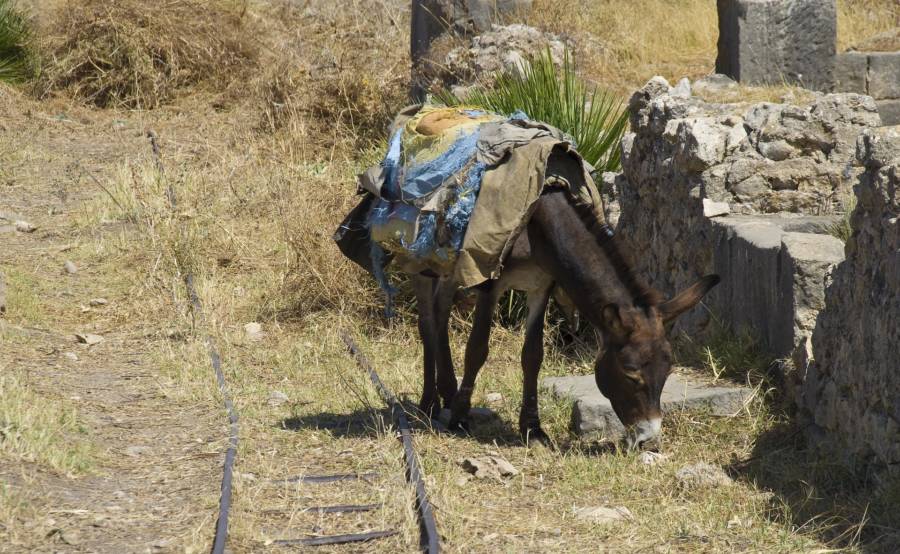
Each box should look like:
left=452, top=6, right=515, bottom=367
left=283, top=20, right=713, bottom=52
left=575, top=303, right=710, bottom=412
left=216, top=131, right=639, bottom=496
left=0, top=372, right=93, bottom=475
left=0, top=0, right=33, bottom=83
left=1, top=268, right=44, bottom=325
left=829, top=196, right=856, bottom=243
left=675, top=315, right=772, bottom=384
left=436, top=49, right=629, bottom=173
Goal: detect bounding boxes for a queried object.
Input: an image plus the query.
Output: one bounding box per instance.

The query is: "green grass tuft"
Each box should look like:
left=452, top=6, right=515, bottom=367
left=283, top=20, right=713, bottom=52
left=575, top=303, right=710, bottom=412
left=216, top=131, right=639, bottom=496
left=436, top=49, right=629, bottom=173
left=829, top=196, right=856, bottom=243
left=0, top=0, right=33, bottom=83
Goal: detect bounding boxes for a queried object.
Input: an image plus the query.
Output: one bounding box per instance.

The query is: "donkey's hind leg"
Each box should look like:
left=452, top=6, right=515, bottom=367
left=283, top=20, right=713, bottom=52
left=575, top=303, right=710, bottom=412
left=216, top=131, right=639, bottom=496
left=448, top=281, right=501, bottom=431
left=434, top=277, right=459, bottom=408
left=413, top=275, right=440, bottom=418
left=520, top=284, right=552, bottom=445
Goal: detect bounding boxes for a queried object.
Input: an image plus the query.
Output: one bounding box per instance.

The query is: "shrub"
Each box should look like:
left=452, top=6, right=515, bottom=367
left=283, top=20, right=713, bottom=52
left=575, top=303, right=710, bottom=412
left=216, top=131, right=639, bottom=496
left=437, top=49, right=629, bottom=173
left=0, top=0, right=32, bottom=83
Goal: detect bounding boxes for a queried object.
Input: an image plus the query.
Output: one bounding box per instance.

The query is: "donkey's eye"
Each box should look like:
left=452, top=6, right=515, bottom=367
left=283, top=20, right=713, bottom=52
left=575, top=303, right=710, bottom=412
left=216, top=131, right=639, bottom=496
left=623, top=367, right=644, bottom=385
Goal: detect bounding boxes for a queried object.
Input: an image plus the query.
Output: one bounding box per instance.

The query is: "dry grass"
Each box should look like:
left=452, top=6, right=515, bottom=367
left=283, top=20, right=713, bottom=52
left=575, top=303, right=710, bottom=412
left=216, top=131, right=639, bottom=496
left=839, top=0, right=900, bottom=51
left=37, top=0, right=257, bottom=108
left=527, top=0, right=899, bottom=96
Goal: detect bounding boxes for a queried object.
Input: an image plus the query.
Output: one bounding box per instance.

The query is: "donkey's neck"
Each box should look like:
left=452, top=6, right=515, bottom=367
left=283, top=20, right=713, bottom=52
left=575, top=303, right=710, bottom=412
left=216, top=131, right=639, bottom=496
left=527, top=190, right=644, bottom=327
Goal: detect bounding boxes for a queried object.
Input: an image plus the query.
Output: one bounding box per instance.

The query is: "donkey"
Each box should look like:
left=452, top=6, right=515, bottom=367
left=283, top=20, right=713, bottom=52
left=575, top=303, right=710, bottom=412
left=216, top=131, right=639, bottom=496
left=412, top=188, right=719, bottom=449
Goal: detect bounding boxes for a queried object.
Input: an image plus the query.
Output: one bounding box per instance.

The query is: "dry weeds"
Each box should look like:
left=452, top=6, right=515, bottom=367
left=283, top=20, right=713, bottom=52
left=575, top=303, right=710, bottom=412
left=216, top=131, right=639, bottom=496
left=37, top=0, right=258, bottom=108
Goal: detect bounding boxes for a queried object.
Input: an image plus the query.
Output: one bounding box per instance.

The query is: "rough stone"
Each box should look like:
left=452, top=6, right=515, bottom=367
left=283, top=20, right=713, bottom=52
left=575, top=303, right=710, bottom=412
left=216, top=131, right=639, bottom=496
left=14, top=220, right=35, bottom=233
left=244, top=322, right=264, bottom=341
left=573, top=506, right=633, bottom=525
left=63, top=260, right=77, bottom=274
left=834, top=52, right=868, bottom=94
left=675, top=462, right=733, bottom=489
left=802, top=127, right=900, bottom=470
left=692, top=73, right=738, bottom=97
left=867, top=52, right=900, bottom=100
left=459, top=456, right=519, bottom=480
left=75, top=333, right=104, bottom=346
left=876, top=99, right=900, bottom=126
left=485, top=392, right=503, bottom=404
left=715, top=0, right=836, bottom=91
left=542, top=373, right=751, bottom=439
left=703, top=199, right=730, bottom=218
left=671, top=77, right=692, bottom=98
left=421, top=23, right=565, bottom=92
left=267, top=390, right=289, bottom=407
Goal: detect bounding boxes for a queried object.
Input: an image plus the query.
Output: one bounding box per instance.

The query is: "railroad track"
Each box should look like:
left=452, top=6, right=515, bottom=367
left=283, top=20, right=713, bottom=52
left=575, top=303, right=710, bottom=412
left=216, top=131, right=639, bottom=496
left=151, top=131, right=441, bottom=552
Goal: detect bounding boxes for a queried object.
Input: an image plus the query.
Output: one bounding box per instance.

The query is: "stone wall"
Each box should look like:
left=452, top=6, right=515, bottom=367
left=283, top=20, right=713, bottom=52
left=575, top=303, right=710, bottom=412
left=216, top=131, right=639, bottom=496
left=835, top=51, right=900, bottom=126
left=800, top=127, right=900, bottom=469
left=715, top=0, right=900, bottom=125
left=614, top=76, right=879, bottom=366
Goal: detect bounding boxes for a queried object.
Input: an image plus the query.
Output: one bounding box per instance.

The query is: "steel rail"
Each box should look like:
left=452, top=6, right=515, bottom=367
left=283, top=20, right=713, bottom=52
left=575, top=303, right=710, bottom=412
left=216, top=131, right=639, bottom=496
left=340, top=331, right=441, bottom=553
left=151, top=130, right=239, bottom=554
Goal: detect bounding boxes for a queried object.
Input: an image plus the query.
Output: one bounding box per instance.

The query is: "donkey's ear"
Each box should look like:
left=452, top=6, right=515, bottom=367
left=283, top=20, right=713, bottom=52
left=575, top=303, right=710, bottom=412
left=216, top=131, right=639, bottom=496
left=659, top=275, right=721, bottom=322
left=602, top=303, right=627, bottom=336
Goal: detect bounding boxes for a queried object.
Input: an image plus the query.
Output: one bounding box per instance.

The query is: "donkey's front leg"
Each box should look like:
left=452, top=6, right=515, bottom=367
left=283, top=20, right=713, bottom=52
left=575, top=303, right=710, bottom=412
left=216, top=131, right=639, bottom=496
left=520, top=284, right=552, bottom=445
left=448, top=281, right=500, bottom=431
left=413, top=275, right=440, bottom=418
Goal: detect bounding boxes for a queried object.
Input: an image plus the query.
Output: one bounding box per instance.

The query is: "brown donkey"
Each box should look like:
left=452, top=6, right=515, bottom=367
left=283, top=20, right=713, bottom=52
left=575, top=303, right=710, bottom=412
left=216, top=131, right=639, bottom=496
left=413, top=188, right=719, bottom=449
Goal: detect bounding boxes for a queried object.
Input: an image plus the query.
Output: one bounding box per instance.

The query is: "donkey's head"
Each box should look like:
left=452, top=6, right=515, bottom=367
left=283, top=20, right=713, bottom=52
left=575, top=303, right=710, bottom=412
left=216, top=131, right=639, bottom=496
left=594, top=275, right=720, bottom=450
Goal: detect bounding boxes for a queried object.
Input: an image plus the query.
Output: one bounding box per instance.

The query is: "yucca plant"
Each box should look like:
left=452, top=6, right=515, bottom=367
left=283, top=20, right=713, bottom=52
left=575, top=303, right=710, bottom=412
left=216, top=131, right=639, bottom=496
left=0, top=0, right=31, bottom=83
left=436, top=49, right=629, bottom=173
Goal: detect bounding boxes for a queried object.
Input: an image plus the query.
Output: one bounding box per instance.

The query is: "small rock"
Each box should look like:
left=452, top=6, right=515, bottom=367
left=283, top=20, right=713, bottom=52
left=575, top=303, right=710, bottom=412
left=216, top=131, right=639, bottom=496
left=573, top=505, right=633, bottom=525
left=89, top=298, right=109, bottom=307
left=75, top=333, right=104, bottom=345
left=63, top=260, right=77, bottom=274
left=60, top=529, right=81, bottom=545
left=671, top=77, right=692, bottom=98
left=124, top=446, right=152, bottom=457
left=267, top=390, right=289, bottom=406
left=639, top=451, right=667, bottom=465
left=244, top=322, right=264, bottom=341
left=459, top=455, right=519, bottom=480
left=702, top=199, right=731, bottom=218
left=485, top=392, right=503, bottom=404
left=482, top=532, right=499, bottom=542
left=455, top=475, right=470, bottom=487
left=14, top=220, right=35, bottom=233
left=675, top=462, right=733, bottom=489
left=63, top=352, right=79, bottom=361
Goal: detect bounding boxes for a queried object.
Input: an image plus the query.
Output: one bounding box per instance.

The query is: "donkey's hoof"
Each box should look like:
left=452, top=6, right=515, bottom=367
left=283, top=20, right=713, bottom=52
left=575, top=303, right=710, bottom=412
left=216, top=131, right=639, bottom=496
left=521, top=427, right=551, bottom=447
left=447, top=418, right=471, bottom=435
left=418, top=398, right=441, bottom=420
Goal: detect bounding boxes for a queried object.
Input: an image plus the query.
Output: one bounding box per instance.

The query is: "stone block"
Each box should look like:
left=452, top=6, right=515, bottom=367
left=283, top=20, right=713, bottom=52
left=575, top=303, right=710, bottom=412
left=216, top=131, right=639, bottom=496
left=867, top=52, right=900, bottom=100
left=877, top=100, right=900, bottom=126
left=716, top=0, right=836, bottom=91
left=543, top=374, right=752, bottom=439
left=833, top=52, right=868, bottom=93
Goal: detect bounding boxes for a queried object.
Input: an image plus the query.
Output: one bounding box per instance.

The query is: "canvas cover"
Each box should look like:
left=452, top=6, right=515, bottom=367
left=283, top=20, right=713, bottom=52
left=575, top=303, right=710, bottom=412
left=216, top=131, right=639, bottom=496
left=334, top=104, right=603, bottom=290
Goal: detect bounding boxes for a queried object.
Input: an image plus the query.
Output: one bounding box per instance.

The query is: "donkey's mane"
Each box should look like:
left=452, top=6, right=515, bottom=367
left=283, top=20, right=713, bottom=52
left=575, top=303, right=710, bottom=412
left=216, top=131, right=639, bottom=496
left=565, top=192, right=663, bottom=308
